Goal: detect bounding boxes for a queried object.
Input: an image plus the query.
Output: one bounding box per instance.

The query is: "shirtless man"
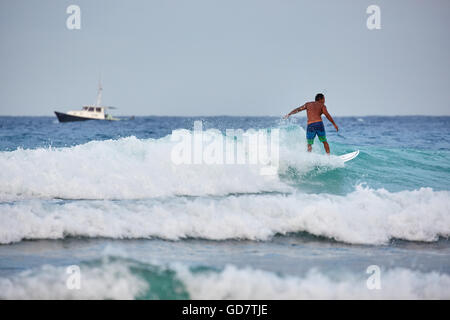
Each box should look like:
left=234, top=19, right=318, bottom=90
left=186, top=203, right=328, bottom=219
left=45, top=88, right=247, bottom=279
left=283, top=93, right=338, bottom=154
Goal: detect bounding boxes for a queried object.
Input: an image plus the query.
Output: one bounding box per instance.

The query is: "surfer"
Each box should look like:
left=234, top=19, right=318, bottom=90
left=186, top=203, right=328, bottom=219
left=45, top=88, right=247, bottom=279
left=283, top=93, right=339, bottom=154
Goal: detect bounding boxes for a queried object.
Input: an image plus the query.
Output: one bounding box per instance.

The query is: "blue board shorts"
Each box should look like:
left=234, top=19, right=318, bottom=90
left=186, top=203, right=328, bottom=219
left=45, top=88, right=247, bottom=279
left=306, top=121, right=327, bottom=144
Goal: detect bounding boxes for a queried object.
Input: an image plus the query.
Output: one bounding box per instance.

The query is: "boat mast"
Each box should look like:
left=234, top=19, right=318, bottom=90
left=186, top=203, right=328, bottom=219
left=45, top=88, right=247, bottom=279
left=96, top=77, right=103, bottom=107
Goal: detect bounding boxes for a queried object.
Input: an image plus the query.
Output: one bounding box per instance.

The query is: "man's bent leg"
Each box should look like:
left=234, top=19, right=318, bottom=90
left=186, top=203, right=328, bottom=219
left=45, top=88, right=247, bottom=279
left=318, top=134, right=329, bottom=154
left=322, top=141, right=330, bottom=154
left=306, top=137, right=314, bottom=153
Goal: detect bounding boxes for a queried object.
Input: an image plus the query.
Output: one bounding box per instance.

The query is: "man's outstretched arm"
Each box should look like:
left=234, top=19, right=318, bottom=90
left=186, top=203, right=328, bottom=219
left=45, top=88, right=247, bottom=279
left=283, top=104, right=307, bottom=119
left=322, top=106, right=339, bottom=131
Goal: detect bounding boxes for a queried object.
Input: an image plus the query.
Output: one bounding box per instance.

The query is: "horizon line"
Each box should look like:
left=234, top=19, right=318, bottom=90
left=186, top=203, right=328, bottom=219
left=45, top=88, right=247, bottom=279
left=0, top=114, right=450, bottom=118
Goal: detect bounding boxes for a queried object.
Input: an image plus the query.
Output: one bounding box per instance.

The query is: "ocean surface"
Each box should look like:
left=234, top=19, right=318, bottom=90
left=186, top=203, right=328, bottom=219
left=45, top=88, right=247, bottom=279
left=0, top=115, right=449, bottom=299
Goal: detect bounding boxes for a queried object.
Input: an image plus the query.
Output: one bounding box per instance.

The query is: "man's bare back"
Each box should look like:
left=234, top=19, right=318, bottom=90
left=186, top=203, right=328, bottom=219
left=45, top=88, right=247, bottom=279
left=305, top=101, right=328, bottom=124
left=283, top=93, right=338, bottom=154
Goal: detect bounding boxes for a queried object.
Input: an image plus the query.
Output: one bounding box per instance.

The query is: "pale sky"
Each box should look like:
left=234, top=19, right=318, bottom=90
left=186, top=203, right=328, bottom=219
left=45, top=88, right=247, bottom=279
left=0, top=0, right=449, bottom=116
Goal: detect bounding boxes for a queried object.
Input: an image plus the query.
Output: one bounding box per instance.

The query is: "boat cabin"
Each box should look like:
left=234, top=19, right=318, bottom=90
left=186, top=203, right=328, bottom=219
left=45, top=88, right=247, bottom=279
left=67, top=106, right=108, bottom=120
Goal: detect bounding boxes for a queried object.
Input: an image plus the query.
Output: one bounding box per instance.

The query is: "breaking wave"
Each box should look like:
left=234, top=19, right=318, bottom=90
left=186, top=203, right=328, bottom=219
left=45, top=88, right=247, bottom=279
left=0, top=127, right=342, bottom=200
left=1, top=258, right=449, bottom=299
left=1, top=186, right=449, bottom=245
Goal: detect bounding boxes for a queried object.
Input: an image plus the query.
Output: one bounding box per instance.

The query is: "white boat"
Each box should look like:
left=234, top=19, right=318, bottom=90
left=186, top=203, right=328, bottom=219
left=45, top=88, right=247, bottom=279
left=54, top=81, right=119, bottom=122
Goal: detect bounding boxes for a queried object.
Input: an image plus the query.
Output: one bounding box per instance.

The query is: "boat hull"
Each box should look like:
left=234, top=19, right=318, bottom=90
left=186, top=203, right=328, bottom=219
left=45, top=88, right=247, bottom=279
left=54, top=111, right=102, bottom=123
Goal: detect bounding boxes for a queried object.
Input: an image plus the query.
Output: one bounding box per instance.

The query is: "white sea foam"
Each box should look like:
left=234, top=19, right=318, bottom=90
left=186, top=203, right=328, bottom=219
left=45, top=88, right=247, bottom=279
left=0, top=126, right=346, bottom=200
left=177, top=264, right=450, bottom=299
left=1, top=260, right=449, bottom=299
left=0, top=260, right=147, bottom=300
left=1, top=129, right=448, bottom=245
left=1, top=186, right=449, bottom=245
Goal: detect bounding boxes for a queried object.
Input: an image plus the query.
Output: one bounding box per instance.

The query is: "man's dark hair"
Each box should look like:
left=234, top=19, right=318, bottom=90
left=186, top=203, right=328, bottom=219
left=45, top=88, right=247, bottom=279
left=315, top=93, right=324, bottom=101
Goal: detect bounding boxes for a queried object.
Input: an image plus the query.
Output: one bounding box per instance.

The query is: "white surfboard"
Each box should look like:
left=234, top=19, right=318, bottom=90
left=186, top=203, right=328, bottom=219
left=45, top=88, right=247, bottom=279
left=339, top=150, right=359, bottom=163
